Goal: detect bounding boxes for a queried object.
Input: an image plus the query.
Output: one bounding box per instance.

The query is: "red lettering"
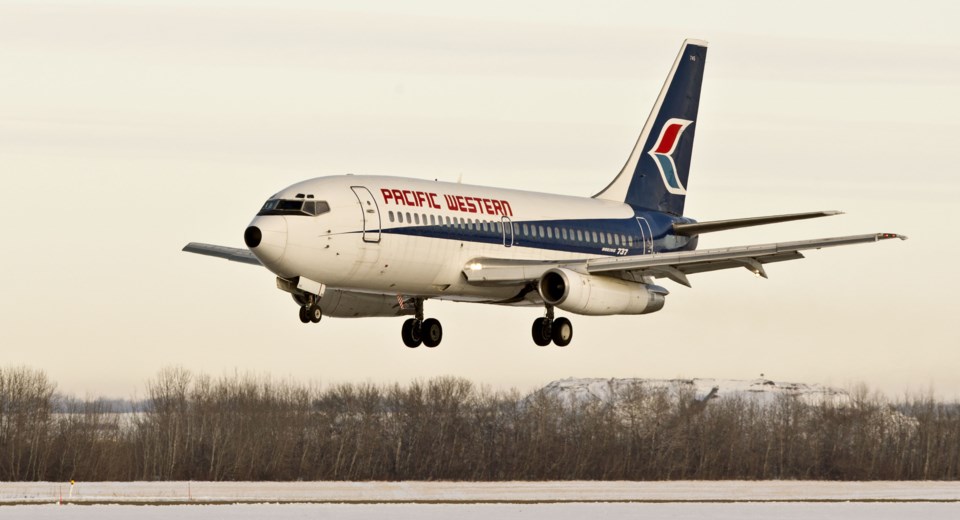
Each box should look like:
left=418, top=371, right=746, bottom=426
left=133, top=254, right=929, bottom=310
left=501, top=200, right=513, bottom=216
left=429, top=193, right=440, bottom=209
left=456, top=196, right=468, bottom=212
left=402, top=190, right=414, bottom=205
left=392, top=190, right=405, bottom=206
left=465, top=197, right=477, bottom=213
left=415, top=191, right=426, bottom=207
left=482, top=198, right=494, bottom=214
left=381, top=189, right=394, bottom=204
left=491, top=200, right=503, bottom=216
left=444, top=194, right=458, bottom=211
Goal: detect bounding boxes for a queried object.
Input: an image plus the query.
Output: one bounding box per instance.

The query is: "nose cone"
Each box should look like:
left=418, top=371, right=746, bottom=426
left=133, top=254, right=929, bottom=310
left=245, top=216, right=287, bottom=267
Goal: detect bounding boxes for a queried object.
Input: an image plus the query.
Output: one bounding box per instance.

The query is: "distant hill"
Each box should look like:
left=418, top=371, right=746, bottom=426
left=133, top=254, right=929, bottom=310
left=532, top=377, right=852, bottom=407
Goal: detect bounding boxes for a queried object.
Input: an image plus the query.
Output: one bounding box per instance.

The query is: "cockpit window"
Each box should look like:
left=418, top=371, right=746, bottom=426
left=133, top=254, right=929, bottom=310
left=258, top=199, right=330, bottom=216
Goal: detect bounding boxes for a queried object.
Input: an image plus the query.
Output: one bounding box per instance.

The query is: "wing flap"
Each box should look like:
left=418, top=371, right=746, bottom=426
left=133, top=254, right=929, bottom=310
left=463, top=233, right=904, bottom=287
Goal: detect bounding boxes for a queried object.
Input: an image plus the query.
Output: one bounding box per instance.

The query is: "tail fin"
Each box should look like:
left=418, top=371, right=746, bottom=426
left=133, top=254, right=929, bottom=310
left=594, top=39, right=708, bottom=216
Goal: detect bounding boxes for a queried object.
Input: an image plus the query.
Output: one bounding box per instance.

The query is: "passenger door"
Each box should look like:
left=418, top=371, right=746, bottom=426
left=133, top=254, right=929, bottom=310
left=350, top=186, right=381, bottom=243
left=635, top=217, right=654, bottom=254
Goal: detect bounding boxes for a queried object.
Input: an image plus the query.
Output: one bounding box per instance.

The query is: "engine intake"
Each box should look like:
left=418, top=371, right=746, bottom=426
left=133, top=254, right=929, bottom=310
left=538, top=268, right=666, bottom=316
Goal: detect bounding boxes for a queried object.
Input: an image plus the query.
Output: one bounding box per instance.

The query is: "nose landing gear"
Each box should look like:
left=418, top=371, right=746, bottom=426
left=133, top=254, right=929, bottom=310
left=401, top=299, right=443, bottom=348
left=297, top=295, right=322, bottom=324
left=531, top=306, right=572, bottom=347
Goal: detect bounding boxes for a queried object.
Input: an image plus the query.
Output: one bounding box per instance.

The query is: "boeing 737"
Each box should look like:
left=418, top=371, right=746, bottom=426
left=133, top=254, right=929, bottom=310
left=184, top=39, right=904, bottom=348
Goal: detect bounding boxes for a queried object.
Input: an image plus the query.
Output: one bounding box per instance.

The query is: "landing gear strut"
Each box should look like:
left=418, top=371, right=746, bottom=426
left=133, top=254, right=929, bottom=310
left=531, top=306, right=572, bottom=347
left=401, top=298, right=443, bottom=348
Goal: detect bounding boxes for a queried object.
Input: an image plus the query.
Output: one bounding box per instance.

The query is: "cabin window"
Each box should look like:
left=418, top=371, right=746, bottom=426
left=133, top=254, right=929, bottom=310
left=388, top=211, right=395, bottom=223
left=627, top=236, right=634, bottom=247
left=591, top=231, right=598, bottom=243
left=546, top=227, right=553, bottom=239
left=561, top=228, right=568, bottom=240
left=614, top=234, right=620, bottom=246
left=398, top=212, right=405, bottom=223
left=577, top=230, right=584, bottom=242
left=522, top=223, right=529, bottom=236
left=537, top=225, right=544, bottom=237
left=430, top=215, right=436, bottom=226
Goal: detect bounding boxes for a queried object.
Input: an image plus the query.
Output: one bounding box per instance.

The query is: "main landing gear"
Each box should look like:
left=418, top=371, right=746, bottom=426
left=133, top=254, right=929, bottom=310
left=401, top=298, right=443, bottom=348
left=531, top=306, right=572, bottom=347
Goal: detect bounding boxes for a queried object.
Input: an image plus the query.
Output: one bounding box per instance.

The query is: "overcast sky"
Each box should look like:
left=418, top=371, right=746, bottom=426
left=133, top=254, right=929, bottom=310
left=1, top=0, right=957, bottom=398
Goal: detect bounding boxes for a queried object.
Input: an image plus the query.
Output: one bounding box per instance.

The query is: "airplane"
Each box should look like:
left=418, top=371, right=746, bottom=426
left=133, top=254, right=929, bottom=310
left=184, top=39, right=905, bottom=349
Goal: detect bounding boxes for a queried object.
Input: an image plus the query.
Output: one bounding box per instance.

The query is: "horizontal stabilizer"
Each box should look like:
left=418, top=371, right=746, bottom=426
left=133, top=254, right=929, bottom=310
left=673, top=210, right=842, bottom=236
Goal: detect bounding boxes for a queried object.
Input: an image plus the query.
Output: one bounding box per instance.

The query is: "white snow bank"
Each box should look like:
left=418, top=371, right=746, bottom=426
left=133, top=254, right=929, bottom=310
left=5, top=502, right=960, bottom=520
left=534, top=377, right=852, bottom=407
left=1, top=481, right=958, bottom=504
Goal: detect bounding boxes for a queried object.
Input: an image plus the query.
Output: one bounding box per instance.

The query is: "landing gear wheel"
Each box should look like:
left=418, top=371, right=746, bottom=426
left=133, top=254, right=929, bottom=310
left=401, top=318, right=423, bottom=348
left=298, top=306, right=310, bottom=324
left=551, top=317, right=573, bottom=347
left=532, top=317, right=552, bottom=347
left=421, top=318, right=443, bottom=348
left=308, top=305, right=322, bottom=323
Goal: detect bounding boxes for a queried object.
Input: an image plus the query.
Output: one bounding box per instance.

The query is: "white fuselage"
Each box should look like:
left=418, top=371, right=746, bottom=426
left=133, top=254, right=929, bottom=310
left=247, top=175, right=675, bottom=304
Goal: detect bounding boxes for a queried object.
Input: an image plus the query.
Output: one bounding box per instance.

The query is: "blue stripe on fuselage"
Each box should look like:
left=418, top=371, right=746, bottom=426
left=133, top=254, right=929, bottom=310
left=378, top=210, right=696, bottom=257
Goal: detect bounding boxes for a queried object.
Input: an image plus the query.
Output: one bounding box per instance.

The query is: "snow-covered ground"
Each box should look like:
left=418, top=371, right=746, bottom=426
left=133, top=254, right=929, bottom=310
left=2, top=481, right=958, bottom=504
left=535, top=377, right=853, bottom=407
left=4, top=502, right=960, bottom=520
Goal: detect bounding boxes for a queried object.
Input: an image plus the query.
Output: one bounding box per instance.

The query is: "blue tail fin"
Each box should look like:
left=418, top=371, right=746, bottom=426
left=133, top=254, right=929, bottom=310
left=594, top=39, right=708, bottom=216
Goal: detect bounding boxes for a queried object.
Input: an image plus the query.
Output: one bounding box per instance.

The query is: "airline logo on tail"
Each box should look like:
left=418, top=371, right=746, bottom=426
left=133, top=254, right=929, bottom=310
left=648, top=118, right=693, bottom=195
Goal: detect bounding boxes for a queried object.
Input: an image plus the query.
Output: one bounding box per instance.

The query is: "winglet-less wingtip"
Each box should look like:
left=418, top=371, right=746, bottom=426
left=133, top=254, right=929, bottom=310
left=878, top=233, right=907, bottom=241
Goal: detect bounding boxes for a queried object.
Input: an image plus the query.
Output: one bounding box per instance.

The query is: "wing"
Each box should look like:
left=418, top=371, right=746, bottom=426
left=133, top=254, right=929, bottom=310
left=182, top=242, right=262, bottom=266
left=463, top=233, right=906, bottom=287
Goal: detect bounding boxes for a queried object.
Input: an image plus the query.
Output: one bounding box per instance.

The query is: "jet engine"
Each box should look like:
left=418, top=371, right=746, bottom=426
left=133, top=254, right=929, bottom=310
left=537, top=268, right=666, bottom=316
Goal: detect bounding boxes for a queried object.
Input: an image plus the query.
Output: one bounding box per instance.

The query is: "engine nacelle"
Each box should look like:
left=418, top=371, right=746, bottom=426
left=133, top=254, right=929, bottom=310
left=538, top=268, right=666, bottom=316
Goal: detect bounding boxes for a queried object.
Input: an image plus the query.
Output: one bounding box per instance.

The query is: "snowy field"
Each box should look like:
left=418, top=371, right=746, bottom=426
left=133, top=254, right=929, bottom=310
left=4, top=502, right=960, bottom=520
left=2, top=481, right=959, bottom=519
left=2, top=480, right=959, bottom=504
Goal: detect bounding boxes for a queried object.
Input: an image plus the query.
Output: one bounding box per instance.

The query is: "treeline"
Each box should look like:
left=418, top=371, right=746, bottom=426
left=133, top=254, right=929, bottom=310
left=1, top=366, right=958, bottom=481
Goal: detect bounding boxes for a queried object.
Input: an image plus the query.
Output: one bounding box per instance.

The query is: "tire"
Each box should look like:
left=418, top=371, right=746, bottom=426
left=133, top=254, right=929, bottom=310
left=309, top=305, right=322, bottom=323
left=421, top=318, right=443, bottom=348
left=402, top=318, right=422, bottom=348
left=298, top=306, right=310, bottom=323
left=531, top=317, right=552, bottom=347
left=552, top=317, right=573, bottom=347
